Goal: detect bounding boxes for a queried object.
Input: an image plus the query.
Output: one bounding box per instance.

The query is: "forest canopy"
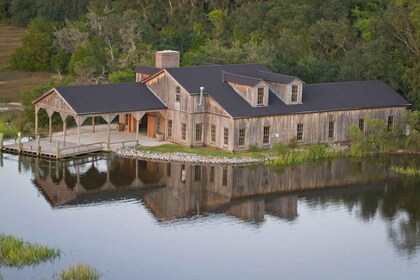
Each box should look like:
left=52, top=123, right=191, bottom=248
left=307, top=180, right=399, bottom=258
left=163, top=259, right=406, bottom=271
left=0, top=0, right=419, bottom=108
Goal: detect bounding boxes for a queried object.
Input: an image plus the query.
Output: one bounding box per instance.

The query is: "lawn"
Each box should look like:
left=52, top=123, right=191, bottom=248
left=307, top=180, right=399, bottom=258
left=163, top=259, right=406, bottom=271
left=0, top=24, right=53, bottom=103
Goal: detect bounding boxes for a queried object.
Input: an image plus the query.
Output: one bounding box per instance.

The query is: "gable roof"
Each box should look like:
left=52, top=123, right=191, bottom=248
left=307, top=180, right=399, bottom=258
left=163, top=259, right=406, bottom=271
left=53, top=82, right=166, bottom=115
left=162, top=64, right=409, bottom=118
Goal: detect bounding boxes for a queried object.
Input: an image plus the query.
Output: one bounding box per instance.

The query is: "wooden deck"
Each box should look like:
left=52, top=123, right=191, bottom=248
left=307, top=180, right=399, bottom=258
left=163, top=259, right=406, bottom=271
left=1, top=130, right=166, bottom=159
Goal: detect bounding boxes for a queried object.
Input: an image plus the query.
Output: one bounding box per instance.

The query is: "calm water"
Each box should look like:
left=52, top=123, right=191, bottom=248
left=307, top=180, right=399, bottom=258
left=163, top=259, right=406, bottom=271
left=0, top=152, right=419, bottom=279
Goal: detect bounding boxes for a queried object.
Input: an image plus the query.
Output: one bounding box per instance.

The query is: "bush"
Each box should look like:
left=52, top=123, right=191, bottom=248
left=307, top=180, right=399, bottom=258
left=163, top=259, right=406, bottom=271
left=58, top=264, right=100, bottom=280
left=249, top=144, right=259, bottom=153
left=273, top=141, right=287, bottom=155
left=288, top=138, right=298, bottom=149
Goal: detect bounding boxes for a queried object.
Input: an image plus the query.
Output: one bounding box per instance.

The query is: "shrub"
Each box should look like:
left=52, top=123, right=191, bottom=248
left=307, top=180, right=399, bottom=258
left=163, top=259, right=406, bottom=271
left=288, top=138, right=298, bottom=149
left=58, top=264, right=101, bottom=280
left=249, top=144, right=259, bottom=153
left=273, top=141, right=287, bottom=155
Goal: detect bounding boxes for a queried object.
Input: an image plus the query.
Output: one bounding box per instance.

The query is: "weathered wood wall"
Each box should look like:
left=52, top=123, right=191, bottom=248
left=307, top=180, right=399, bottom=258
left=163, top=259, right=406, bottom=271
left=228, top=81, right=269, bottom=107
left=233, top=107, right=407, bottom=151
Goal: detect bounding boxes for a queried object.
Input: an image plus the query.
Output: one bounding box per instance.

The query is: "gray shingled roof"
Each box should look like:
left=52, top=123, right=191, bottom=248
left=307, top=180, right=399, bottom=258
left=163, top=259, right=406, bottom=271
left=134, top=66, right=161, bottom=75
left=165, top=64, right=410, bottom=118
left=222, top=71, right=263, bottom=87
left=55, top=82, right=166, bottom=115
left=257, top=70, right=298, bottom=84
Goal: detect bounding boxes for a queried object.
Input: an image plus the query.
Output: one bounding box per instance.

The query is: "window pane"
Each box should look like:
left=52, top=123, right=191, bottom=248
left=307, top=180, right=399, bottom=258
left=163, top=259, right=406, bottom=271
left=297, top=123, right=303, bottom=141
left=168, top=120, right=172, bottom=137
left=239, top=128, right=246, bottom=146
left=211, top=124, right=216, bottom=142
left=263, top=126, right=270, bottom=144
left=224, top=128, right=229, bottom=145
left=196, top=123, right=203, bottom=142
left=181, top=123, right=186, bottom=140
left=328, top=121, right=335, bottom=139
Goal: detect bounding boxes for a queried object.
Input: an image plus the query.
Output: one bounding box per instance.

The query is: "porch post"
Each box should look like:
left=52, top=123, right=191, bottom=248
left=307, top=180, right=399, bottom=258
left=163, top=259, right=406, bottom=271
left=77, top=116, right=81, bottom=146
left=63, top=118, right=67, bottom=147
left=136, top=118, right=140, bottom=145
left=34, top=107, right=38, bottom=138
left=92, top=116, right=95, bottom=133
left=48, top=115, right=52, bottom=143
left=107, top=113, right=111, bottom=151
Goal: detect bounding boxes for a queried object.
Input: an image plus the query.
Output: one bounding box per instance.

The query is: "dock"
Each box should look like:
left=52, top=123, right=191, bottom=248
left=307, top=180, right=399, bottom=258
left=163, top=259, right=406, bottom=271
left=1, top=129, right=166, bottom=159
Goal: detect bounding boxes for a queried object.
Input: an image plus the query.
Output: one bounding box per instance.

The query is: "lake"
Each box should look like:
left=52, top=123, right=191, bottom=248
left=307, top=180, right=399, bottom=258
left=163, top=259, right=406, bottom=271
left=0, top=152, right=419, bottom=279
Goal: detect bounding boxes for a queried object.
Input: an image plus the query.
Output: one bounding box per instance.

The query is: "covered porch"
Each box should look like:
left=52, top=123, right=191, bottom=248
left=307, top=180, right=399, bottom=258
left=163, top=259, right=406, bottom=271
left=22, top=82, right=167, bottom=158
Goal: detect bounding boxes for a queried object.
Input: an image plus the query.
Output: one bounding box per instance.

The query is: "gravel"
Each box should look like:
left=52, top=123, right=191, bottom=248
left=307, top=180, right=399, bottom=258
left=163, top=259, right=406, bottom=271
left=112, top=147, right=263, bottom=165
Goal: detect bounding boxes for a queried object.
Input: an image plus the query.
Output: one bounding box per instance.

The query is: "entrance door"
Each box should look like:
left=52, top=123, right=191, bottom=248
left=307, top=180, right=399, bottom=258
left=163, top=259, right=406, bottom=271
left=147, top=116, right=155, bottom=138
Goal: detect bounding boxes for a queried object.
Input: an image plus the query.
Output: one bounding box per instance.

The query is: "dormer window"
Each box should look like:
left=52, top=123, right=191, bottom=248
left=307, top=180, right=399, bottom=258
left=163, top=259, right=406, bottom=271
left=291, top=85, right=298, bottom=102
left=257, top=88, right=264, bottom=106
left=175, top=86, right=180, bottom=102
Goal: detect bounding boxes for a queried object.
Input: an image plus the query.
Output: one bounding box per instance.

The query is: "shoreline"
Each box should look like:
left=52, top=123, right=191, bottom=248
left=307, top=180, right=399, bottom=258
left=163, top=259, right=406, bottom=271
left=113, top=147, right=267, bottom=165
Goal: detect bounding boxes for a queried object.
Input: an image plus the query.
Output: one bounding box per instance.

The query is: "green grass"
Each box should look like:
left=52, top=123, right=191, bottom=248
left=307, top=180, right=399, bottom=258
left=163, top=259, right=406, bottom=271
left=57, top=263, right=101, bottom=280
left=390, top=165, right=420, bottom=176
left=267, top=143, right=347, bottom=166
left=0, top=234, right=60, bottom=268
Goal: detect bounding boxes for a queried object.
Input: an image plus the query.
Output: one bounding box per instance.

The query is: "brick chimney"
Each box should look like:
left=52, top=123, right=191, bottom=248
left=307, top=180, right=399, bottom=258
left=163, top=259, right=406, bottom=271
left=155, top=50, right=180, bottom=68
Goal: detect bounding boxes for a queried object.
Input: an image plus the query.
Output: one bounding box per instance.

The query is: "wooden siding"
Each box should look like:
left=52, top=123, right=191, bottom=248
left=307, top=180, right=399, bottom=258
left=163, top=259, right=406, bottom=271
left=228, top=81, right=269, bottom=107
left=233, top=107, right=407, bottom=151
left=267, top=79, right=303, bottom=105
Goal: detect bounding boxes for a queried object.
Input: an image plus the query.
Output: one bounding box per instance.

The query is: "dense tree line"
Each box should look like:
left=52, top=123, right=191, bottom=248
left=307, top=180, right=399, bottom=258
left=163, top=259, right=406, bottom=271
left=0, top=0, right=419, bottom=108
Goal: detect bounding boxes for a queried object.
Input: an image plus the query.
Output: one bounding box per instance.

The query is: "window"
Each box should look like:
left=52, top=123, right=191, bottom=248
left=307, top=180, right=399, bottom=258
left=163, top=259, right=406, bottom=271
left=222, top=168, right=227, bottom=186
left=257, top=87, right=264, bottom=106
left=387, top=116, right=394, bottom=131
left=196, top=123, right=203, bottom=142
left=224, top=128, right=229, bottom=146
left=167, top=120, right=172, bottom=137
left=181, top=123, right=186, bottom=140
left=175, top=86, right=180, bottom=102
left=291, top=85, right=298, bottom=102
left=124, top=114, right=129, bottom=125
left=358, top=118, right=364, bottom=132
left=194, top=166, right=201, bottom=182
left=328, top=121, right=335, bottom=139
left=297, top=123, right=303, bottom=141
left=211, top=124, right=216, bottom=142
left=263, top=126, right=270, bottom=144
left=209, top=166, right=215, bottom=183
left=238, top=128, right=246, bottom=146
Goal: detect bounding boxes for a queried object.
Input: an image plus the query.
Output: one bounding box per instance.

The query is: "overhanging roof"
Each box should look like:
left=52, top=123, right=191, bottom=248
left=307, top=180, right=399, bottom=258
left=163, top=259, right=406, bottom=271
left=35, top=82, right=166, bottom=115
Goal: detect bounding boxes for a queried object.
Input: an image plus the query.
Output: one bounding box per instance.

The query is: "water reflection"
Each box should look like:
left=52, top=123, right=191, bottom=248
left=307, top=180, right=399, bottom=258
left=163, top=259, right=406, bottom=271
left=6, top=153, right=420, bottom=256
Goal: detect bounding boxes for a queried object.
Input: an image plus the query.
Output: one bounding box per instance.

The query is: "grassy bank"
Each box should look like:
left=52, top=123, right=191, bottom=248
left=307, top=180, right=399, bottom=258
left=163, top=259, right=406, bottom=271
left=0, top=234, right=60, bottom=267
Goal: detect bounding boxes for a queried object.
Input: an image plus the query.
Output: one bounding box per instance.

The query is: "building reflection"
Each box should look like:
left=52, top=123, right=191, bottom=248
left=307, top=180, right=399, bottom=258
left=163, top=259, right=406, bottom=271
left=20, top=154, right=396, bottom=224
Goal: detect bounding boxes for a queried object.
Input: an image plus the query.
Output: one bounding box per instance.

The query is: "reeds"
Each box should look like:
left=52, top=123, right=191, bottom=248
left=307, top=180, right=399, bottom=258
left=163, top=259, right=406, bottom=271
left=0, top=234, right=60, bottom=267
left=57, top=263, right=101, bottom=280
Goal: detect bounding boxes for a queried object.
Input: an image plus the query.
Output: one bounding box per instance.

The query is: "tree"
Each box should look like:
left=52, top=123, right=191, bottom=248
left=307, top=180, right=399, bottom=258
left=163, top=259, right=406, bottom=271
left=8, top=17, right=55, bottom=71
left=68, top=37, right=110, bottom=83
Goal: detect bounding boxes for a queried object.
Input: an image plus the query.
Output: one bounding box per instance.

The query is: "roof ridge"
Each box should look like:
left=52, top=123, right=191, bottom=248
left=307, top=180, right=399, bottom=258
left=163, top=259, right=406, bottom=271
left=222, top=71, right=262, bottom=81
left=56, top=82, right=140, bottom=89
left=166, top=62, right=267, bottom=70
left=305, top=80, right=384, bottom=86
left=257, top=70, right=296, bottom=79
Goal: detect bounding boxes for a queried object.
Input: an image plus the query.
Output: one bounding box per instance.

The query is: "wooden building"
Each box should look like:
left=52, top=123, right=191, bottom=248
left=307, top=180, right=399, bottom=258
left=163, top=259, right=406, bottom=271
left=35, top=50, right=411, bottom=151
